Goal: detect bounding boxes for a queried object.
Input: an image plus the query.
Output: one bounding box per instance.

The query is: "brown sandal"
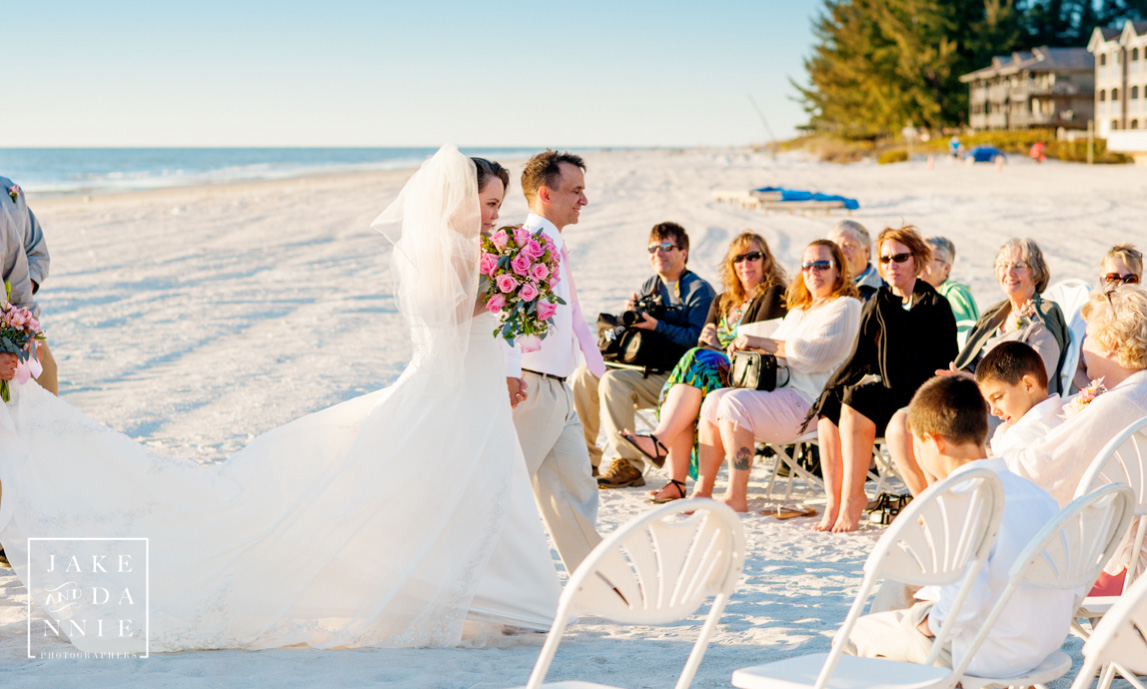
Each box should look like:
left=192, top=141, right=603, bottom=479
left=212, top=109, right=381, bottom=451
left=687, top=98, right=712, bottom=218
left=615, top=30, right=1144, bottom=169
left=647, top=479, right=687, bottom=504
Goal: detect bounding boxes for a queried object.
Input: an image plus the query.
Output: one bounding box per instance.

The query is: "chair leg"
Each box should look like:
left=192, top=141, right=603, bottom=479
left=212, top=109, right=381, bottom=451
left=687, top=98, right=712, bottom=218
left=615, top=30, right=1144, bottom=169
left=1113, top=663, right=1147, bottom=689
left=1097, top=663, right=1117, bottom=689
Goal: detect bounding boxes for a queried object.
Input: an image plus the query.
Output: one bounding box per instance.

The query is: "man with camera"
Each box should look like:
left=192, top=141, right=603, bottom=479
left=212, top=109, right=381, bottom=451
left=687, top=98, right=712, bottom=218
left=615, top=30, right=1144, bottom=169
left=571, top=221, right=715, bottom=488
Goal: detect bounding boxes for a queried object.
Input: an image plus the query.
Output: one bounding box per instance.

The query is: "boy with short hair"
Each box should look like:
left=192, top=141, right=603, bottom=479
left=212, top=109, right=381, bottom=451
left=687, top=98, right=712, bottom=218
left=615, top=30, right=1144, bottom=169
left=974, top=341, right=1064, bottom=457
left=844, top=376, right=1076, bottom=677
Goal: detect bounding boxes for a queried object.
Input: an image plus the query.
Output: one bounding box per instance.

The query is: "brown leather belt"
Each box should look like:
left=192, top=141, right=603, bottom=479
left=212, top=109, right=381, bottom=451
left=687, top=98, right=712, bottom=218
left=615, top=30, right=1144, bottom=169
left=522, top=369, right=567, bottom=383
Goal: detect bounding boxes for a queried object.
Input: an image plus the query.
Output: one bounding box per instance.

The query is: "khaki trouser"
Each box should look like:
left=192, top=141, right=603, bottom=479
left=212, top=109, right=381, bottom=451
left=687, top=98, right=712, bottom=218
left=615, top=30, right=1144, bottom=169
left=842, top=601, right=952, bottom=668
left=570, top=365, right=668, bottom=470
left=37, top=339, right=58, bottom=395
left=512, top=372, right=602, bottom=574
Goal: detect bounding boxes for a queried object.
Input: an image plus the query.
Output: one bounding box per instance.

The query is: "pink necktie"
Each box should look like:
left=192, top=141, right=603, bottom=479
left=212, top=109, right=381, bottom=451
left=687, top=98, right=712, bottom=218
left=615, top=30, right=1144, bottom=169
left=560, top=245, right=606, bottom=377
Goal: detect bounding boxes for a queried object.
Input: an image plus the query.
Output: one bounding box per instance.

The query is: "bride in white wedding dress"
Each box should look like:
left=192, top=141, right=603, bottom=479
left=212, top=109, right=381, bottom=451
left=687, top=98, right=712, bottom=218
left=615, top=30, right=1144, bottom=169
left=0, top=145, right=561, bottom=652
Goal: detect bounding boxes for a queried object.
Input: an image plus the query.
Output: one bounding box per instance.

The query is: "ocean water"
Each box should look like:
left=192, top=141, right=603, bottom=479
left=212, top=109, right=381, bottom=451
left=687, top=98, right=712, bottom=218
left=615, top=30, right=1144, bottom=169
left=0, top=147, right=549, bottom=196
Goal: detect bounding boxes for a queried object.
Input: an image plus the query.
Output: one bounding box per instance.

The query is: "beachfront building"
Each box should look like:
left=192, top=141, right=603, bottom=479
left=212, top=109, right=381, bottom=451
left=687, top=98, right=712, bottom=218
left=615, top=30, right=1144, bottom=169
left=1088, top=20, right=1147, bottom=137
left=960, top=47, right=1094, bottom=132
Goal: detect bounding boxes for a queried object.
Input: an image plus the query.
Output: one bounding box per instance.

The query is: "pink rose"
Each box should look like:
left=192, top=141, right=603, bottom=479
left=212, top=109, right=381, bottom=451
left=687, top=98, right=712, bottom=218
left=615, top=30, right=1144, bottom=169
left=491, top=229, right=510, bottom=251
left=511, top=252, right=532, bottom=277
left=518, top=334, right=542, bottom=353
left=536, top=301, right=557, bottom=321
left=529, top=263, right=550, bottom=282
left=519, top=282, right=540, bottom=302
left=479, top=252, right=498, bottom=276
left=549, top=272, right=561, bottom=288
left=513, top=226, right=531, bottom=247
left=485, top=293, right=506, bottom=313
left=524, top=239, right=545, bottom=259
left=496, top=274, right=518, bottom=293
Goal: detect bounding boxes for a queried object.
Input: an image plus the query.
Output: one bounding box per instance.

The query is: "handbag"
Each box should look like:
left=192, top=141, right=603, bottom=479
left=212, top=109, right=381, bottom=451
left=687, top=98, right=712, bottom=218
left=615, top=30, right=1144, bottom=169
left=729, top=351, right=789, bottom=391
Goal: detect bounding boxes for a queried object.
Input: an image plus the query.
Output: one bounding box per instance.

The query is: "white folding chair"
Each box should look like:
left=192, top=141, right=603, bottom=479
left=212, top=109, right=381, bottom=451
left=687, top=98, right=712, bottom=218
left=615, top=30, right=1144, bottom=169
left=1069, top=416, right=1147, bottom=689
left=763, top=431, right=824, bottom=501
left=1043, top=278, right=1091, bottom=397
left=1067, top=573, right=1147, bottom=689
left=732, top=466, right=1006, bottom=689
left=511, top=498, right=745, bottom=689
left=959, top=484, right=1135, bottom=689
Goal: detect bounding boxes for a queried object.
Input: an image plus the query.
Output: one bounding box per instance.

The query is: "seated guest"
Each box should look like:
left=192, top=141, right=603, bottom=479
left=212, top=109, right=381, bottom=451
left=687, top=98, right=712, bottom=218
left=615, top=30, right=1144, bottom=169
left=690, top=240, right=861, bottom=512
left=1101, top=243, right=1142, bottom=288
left=572, top=221, right=716, bottom=488
left=975, top=341, right=1063, bottom=458
left=829, top=219, right=883, bottom=300
left=887, top=238, right=1068, bottom=495
left=844, top=376, right=1075, bottom=678
left=920, top=236, right=978, bottom=344
left=618, top=231, right=788, bottom=503
left=809, top=225, right=957, bottom=532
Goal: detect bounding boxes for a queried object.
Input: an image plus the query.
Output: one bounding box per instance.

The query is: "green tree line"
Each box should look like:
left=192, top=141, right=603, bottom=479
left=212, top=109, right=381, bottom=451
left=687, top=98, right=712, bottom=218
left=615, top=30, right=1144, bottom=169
left=798, top=0, right=1147, bottom=138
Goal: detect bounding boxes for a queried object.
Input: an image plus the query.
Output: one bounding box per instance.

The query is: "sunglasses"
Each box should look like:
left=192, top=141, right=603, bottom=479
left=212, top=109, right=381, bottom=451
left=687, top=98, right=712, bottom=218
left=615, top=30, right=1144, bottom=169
left=1103, top=272, right=1140, bottom=285
left=879, top=253, right=912, bottom=264
left=733, top=251, right=764, bottom=264
left=995, top=260, right=1029, bottom=272
left=801, top=259, right=835, bottom=273
left=647, top=242, right=679, bottom=254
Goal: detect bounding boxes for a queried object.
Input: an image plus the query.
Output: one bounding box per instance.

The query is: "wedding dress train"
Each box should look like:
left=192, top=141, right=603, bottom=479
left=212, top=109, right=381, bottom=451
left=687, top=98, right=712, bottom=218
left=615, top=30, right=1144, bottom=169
left=0, top=147, right=560, bottom=652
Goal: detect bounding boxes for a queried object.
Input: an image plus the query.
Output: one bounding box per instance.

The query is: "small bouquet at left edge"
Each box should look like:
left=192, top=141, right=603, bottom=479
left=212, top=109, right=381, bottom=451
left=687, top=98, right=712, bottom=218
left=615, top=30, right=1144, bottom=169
left=480, top=224, right=565, bottom=352
left=1, top=288, right=46, bottom=402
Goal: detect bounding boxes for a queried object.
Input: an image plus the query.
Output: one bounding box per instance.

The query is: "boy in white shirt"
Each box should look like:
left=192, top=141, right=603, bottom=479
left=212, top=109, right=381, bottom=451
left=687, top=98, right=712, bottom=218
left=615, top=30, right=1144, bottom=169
left=844, top=376, right=1076, bottom=677
left=973, top=341, right=1064, bottom=457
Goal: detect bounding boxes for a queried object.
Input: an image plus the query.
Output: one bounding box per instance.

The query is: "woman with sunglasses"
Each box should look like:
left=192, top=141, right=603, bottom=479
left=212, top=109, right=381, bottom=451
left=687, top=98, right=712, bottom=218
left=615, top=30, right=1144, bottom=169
left=1101, top=244, right=1142, bottom=287
left=808, top=225, right=958, bottom=532
left=621, top=231, right=787, bottom=503
left=691, top=240, right=861, bottom=512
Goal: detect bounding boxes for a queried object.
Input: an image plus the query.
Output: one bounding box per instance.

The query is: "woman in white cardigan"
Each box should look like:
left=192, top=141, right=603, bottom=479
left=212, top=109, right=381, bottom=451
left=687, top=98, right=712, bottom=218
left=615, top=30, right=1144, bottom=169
left=693, top=240, right=863, bottom=512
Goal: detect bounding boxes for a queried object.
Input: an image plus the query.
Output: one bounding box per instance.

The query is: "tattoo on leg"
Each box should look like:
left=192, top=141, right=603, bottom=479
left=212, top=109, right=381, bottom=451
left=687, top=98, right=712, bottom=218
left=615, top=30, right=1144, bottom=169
left=733, top=446, right=752, bottom=471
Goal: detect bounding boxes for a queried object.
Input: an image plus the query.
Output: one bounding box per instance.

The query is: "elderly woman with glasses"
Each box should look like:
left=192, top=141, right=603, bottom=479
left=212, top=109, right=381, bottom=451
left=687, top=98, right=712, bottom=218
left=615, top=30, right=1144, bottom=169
left=621, top=231, right=787, bottom=503
left=920, top=236, right=978, bottom=344
left=807, top=225, right=958, bottom=532
left=887, top=237, right=1069, bottom=496
left=689, top=240, right=862, bottom=512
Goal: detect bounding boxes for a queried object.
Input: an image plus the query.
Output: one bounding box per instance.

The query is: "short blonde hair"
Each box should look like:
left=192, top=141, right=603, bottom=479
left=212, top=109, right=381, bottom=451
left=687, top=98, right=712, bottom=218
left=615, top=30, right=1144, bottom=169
left=875, top=225, right=932, bottom=277
left=1103, top=244, right=1143, bottom=279
left=1081, top=285, right=1147, bottom=370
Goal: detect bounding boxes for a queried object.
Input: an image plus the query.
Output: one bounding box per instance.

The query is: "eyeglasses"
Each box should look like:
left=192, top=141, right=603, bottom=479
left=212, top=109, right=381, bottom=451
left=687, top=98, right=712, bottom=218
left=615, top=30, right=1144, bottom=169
left=879, top=253, right=912, bottom=264
left=995, top=260, right=1029, bottom=272
left=801, top=259, right=835, bottom=272
left=733, top=251, right=763, bottom=264
left=1103, top=272, right=1140, bottom=285
left=647, top=242, right=679, bottom=254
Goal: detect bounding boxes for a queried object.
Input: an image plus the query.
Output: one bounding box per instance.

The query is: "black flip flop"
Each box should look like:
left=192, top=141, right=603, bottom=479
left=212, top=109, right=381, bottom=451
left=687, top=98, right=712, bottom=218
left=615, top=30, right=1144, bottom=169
left=647, top=479, right=687, bottom=504
left=618, top=431, right=668, bottom=469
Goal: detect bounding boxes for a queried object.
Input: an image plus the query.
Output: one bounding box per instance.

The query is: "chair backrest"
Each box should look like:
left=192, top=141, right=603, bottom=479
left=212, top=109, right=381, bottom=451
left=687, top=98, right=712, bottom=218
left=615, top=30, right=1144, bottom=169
left=1074, top=416, right=1147, bottom=586
left=813, top=467, right=1005, bottom=689
left=954, top=484, right=1135, bottom=679
left=524, top=499, right=745, bottom=689
left=1043, top=278, right=1091, bottom=397
left=1068, top=573, right=1147, bottom=687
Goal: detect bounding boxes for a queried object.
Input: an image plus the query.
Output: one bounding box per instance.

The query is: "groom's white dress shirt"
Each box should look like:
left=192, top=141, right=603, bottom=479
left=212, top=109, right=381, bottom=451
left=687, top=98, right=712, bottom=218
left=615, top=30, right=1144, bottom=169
left=503, top=214, right=580, bottom=379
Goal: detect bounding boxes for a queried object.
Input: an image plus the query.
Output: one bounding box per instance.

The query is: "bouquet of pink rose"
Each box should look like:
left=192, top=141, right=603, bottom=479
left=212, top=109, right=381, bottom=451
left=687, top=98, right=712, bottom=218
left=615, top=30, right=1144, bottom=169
left=479, top=224, right=565, bottom=352
left=0, top=290, right=46, bottom=402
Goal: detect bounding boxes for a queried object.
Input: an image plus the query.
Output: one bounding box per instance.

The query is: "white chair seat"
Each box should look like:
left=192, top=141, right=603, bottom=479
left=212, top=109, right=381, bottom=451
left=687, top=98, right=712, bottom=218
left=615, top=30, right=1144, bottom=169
left=960, top=650, right=1072, bottom=689
left=732, top=653, right=953, bottom=689
left=1077, top=595, right=1119, bottom=616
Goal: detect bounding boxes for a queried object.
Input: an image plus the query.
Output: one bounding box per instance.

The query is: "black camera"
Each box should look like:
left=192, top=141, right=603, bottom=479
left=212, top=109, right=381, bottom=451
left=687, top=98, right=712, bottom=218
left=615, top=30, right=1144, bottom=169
left=621, top=294, right=666, bottom=326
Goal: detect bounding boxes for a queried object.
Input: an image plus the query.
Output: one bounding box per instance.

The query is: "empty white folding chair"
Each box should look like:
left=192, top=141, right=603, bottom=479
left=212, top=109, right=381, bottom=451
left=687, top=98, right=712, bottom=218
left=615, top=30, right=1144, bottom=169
left=1069, top=416, right=1147, bottom=688
left=958, top=483, right=1134, bottom=689
left=1067, top=573, right=1147, bottom=689
left=732, top=466, right=1005, bottom=689
left=510, top=498, right=745, bottom=689
left=1043, top=278, right=1091, bottom=397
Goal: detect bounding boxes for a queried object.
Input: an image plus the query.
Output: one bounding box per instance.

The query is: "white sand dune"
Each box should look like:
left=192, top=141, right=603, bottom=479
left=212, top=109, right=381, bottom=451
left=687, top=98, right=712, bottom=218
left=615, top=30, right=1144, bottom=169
left=2, top=148, right=1139, bottom=687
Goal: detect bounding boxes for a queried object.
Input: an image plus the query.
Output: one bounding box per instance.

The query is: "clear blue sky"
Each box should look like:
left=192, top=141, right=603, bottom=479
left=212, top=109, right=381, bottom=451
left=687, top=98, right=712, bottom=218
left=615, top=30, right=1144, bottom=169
left=4, top=1, right=820, bottom=147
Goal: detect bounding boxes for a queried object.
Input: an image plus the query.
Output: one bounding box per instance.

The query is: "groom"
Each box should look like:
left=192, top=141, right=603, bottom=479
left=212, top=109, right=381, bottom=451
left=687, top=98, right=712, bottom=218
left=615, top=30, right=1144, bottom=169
left=504, top=150, right=603, bottom=574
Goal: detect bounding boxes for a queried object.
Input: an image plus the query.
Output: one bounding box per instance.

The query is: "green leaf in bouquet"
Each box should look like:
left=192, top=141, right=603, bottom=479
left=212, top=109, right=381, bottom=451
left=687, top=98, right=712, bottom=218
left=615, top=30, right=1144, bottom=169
left=497, top=256, right=511, bottom=269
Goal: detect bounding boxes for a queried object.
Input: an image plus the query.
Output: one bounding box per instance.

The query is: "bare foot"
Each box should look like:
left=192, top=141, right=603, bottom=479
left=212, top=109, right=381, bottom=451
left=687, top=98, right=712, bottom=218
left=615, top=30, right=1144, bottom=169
left=814, top=507, right=839, bottom=532
left=721, top=493, right=750, bottom=513
left=831, top=499, right=868, bottom=533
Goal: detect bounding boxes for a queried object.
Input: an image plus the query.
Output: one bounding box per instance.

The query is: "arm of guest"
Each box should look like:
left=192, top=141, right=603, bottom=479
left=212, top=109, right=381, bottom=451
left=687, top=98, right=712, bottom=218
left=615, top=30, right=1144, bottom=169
left=654, top=275, right=716, bottom=348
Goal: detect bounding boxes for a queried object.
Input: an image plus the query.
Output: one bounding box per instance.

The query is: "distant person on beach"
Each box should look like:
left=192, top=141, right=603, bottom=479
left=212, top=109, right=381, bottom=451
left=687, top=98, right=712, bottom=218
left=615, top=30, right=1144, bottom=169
left=843, top=376, right=1075, bottom=678
left=948, top=136, right=961, bottom=159
left=573, top=221, right=716, bottom=488
left=919, top=236, right=978, bottom=344
left=808, top=225, right=957, bottom=532
left=618, top=231, right=787, bottom=504
left=828, top=220, right=883, bottom=301
left=0, top=176, right=55, bottom=395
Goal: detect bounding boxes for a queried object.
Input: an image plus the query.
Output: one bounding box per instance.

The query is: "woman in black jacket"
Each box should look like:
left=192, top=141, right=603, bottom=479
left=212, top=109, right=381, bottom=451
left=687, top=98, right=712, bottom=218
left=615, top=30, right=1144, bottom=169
left=621, top=231, right=787, bottom=503
left=809, top=225, right=957, bottom=532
